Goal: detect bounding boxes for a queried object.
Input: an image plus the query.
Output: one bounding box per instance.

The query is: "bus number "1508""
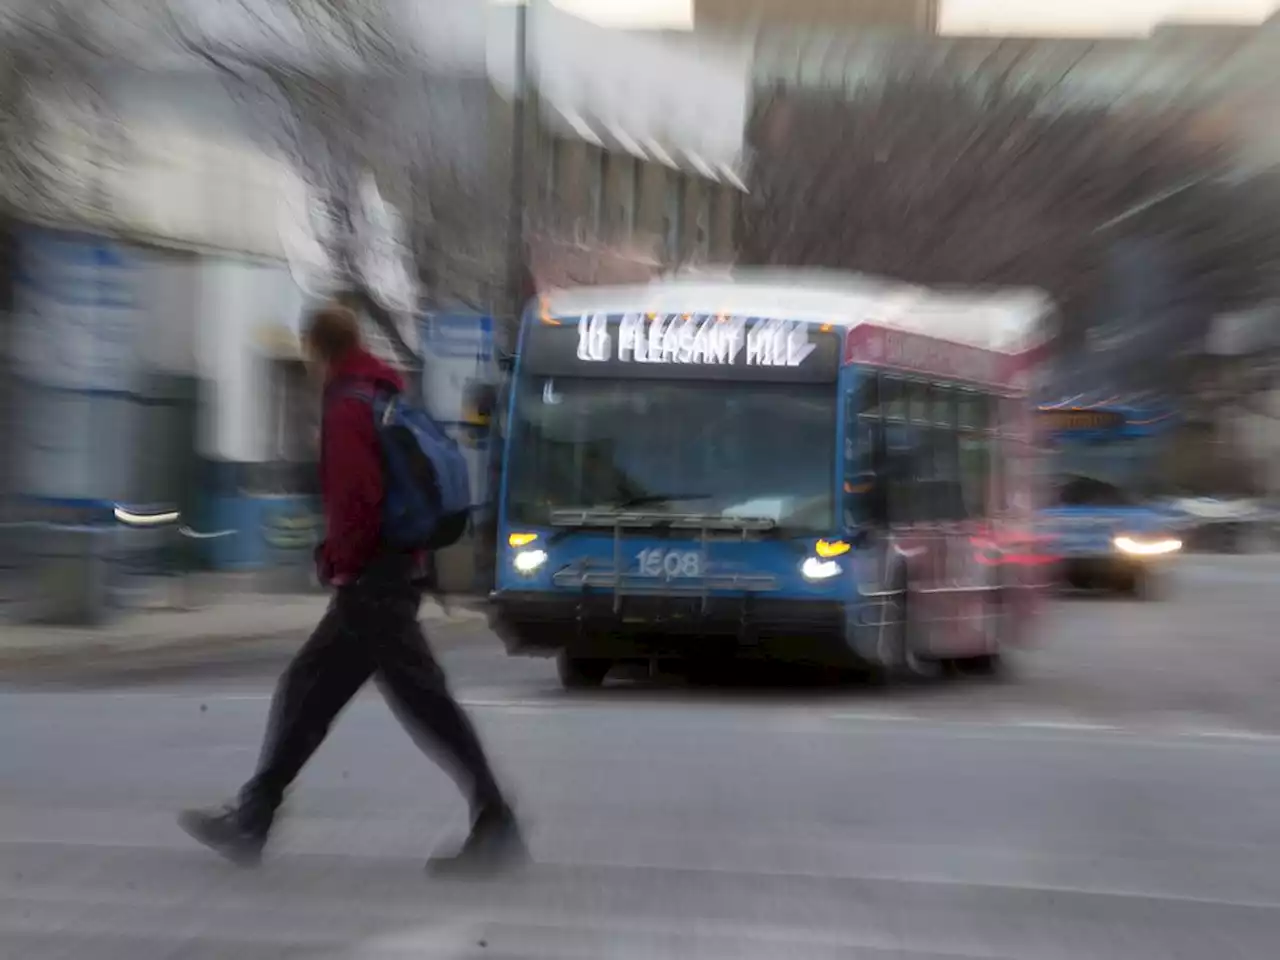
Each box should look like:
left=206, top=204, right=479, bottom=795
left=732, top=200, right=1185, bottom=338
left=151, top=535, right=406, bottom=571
left=634, top=549, right=703, bottom=579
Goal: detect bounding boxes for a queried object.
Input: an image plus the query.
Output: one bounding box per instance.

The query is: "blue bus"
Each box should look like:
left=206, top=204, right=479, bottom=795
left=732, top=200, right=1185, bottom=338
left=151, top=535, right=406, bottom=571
left=489, top=273, right=1055, bottom=688
left=1038, top=401, right=1183, bottom=595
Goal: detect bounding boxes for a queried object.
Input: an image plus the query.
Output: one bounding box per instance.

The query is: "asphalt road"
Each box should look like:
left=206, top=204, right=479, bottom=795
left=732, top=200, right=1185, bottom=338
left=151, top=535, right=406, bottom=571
left=3, top=555, right=1280, bottom=958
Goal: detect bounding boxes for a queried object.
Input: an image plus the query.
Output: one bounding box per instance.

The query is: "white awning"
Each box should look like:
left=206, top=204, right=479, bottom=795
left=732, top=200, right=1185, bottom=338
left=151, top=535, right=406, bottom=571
left=682, top=149, right=720, bottom=181
left=540, top=99, right=747, bottom=191
left=549, top=104, right=604, bottom=146
left=600, top=120, right=649, bottom=161
left=641, top=137, right=679, bottom=169
left=718, top=163, right=748, bottom=192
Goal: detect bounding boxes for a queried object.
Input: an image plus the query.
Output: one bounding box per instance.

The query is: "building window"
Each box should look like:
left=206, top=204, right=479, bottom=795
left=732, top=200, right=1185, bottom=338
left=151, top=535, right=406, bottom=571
left=709, top=187, right=731, bottom=257
left=663, top=173, right=685, bottom=261
left=589, top=148, right=607, bottom=237
left=694, top=189, right=710, bottom=259
left=616, top=156, right=636, bottom=238
left=543, top=137, right=558, bottom=206
left=629, top=158, right=644, bottom=237
left=261, top=359, right=319, bottom=493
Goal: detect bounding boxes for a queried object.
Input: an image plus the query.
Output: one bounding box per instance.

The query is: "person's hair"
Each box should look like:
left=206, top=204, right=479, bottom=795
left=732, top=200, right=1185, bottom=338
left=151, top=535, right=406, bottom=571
left=303, top=304, right=362, bottom=361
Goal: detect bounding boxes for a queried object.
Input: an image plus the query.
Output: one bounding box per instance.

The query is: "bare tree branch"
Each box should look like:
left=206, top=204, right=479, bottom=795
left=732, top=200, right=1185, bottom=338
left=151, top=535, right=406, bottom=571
left=0, top=0, right=128, bottom=225
left=741, top=68, right=1280, bottom=399
left=163, top=0, right=502, bottom=370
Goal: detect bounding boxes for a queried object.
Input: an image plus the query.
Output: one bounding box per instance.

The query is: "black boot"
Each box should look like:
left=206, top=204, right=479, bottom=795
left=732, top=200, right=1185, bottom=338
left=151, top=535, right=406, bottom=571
left=427, top=801, right=528, bottom=876
left=177, top=802, right=272, bottom=867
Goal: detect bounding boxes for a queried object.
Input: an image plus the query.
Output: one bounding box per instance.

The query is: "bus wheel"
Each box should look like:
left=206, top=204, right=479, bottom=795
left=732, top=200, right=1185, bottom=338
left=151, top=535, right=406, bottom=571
left=876, top=588, right=941, bottom=684
left=956, top=652, right=1005, bottom=678
left=1116, top=567, right=1148, bottom=598
left=963, top=587, right=1008, bottom=677
left=557, top=653, right=611, bottom=690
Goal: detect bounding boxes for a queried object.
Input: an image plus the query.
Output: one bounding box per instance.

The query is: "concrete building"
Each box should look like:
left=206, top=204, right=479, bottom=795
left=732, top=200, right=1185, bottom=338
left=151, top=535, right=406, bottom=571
left=1, top=0, right=752, bottom=581
left=489, top=1, right=751, bottom=293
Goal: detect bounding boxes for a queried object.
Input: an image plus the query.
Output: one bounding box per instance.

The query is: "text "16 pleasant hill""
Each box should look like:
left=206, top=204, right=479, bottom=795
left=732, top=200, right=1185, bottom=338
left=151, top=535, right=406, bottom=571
left=575, top=313, right=817, bottom=368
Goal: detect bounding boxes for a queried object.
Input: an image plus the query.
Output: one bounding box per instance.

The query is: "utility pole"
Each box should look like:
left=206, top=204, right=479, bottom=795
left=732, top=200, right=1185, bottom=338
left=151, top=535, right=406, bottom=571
left=503, top=0, right=529, bottom=358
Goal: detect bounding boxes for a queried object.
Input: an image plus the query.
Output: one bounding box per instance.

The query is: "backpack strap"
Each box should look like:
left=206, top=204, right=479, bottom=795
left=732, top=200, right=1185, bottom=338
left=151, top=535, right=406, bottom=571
left=321, top=381, right=382, bottom=478
left=326, top=379, right=402, bottom=428
left=325, top=378, right=378, bottom=406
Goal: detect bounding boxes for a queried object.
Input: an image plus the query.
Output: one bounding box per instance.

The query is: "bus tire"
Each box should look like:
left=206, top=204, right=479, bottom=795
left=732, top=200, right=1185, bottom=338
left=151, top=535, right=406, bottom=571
left=1116, top=566, right=1151, bottom=598
left=954, top=587, right=1007, bottom=678
left=875, top=583, right=941, bottom=684
left=957, top=652, right=1005, bottom=678
left=557, top=652, right=611, bottom=690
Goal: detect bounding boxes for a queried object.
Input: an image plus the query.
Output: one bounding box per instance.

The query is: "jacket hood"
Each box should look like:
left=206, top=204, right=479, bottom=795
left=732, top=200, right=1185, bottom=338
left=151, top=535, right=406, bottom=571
left=327, top=347, right=405, bottom=392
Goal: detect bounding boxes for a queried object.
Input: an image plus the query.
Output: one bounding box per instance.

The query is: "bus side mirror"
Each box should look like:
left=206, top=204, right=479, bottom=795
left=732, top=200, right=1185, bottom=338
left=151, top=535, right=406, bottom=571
left=868, top=478, right=890, bottom=527
left=845, top=474, right=890, bottom=530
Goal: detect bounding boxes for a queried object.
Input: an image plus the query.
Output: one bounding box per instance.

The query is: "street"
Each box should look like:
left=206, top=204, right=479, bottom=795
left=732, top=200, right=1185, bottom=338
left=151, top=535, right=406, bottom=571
left=3, top=555, right=1280, bottom=958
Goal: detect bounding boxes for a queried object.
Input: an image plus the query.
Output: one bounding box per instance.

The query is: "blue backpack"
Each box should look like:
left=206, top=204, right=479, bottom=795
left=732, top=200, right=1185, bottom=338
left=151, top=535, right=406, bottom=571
left=337, top=382, right=472, bottom=551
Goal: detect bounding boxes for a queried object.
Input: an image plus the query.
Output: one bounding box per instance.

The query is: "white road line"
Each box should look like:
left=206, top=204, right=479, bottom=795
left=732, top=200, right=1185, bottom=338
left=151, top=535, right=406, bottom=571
left=0, top=889, right=1066, bottom=960
left=1175, top=728, right=1280, bottom=743
left=825, top=711, right=919, bottom=723
left=6, top=840, right=1280, bottom=916
left=8, top=690, right=1280, bottom=745
left=825, top=710, right=1280, bottom=744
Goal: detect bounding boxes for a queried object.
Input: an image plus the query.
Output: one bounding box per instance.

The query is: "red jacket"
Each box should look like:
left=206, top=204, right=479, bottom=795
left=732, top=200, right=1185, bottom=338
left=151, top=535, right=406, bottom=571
left=318, top=348, right=405, bottom=583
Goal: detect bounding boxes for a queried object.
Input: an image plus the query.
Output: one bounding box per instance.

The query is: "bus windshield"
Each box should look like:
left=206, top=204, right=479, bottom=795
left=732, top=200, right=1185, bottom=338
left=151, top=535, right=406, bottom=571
left=1045, top=433, right=1165, bottom=504
left=504, top=376, right=837, bottom=532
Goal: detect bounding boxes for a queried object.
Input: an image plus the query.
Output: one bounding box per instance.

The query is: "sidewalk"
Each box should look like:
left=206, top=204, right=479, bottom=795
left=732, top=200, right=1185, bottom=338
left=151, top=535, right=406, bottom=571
left=0, top=589, right=488, bottom=676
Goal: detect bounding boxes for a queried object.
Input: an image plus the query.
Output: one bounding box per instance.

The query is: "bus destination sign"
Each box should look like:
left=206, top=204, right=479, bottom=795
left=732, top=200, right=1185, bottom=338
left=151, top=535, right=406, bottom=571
left=522, top=312, right=841, bottom=382
left=576, top=313, right=815, bottom=368
left=1038, top=409, right=1125, bottom=431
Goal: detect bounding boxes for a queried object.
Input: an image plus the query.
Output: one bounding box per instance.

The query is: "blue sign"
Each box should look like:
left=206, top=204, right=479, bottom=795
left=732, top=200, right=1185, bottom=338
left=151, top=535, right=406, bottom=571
left=13, top=228, right=139, bottom=392
left=421, top=313, right=493, bottom=362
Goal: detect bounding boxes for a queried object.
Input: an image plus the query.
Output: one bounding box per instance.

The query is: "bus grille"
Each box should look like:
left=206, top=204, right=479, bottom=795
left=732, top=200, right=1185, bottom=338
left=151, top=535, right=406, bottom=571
left=551, top=568, right=779, bottom=593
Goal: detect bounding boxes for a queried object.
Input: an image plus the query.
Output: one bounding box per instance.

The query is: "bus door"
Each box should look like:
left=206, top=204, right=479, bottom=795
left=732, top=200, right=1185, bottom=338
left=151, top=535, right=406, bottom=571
left=852, top=376, right=947, bottom=657
left=901, top=380, right=956, bottom=657
left=900, top=381, right=993, bottom=659
left=844, top=370, right=898, bottom=657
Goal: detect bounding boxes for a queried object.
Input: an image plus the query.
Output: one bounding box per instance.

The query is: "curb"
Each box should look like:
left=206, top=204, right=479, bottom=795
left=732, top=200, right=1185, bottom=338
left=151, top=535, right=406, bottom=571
left=0, top=609, right=492, bottom=680
left=0, top=626, right=308, bottom=678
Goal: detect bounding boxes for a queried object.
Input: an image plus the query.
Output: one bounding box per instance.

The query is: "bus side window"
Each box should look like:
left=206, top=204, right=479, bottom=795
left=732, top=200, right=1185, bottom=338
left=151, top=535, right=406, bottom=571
left=881, top=376, right=914, bottom=523
left=927, top=384, right=962, bottom=522
left=958, top=391, right=992, bottom=517
left=906, top=380, right=934, bottom=522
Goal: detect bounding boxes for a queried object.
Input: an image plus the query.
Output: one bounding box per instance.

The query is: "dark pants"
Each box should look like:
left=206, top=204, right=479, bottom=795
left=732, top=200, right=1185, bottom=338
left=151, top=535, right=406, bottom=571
left=237, top=556, right=502, bottom=830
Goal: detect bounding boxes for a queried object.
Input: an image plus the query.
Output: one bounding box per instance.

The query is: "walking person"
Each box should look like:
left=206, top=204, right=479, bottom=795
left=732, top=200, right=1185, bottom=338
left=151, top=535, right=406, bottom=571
left=180, top=304, right=523, bottom=873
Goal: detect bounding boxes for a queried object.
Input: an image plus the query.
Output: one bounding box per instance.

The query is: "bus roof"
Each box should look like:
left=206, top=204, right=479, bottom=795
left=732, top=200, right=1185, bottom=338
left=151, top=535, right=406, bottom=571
left=538, top=269, right=1054, bottom=354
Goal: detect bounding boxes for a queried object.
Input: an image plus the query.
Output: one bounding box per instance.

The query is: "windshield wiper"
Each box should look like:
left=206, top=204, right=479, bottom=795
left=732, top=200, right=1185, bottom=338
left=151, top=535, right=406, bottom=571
left=609, top=492, right=713, bottom=510
left=546, top=494, right=713, bottom=536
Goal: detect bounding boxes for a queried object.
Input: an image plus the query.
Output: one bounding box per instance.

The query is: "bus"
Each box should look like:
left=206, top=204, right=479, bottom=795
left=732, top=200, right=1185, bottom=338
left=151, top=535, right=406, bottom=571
left=488, top=271, right=1055, bottom=688
left=1038, top=400, right=1183, bottom=595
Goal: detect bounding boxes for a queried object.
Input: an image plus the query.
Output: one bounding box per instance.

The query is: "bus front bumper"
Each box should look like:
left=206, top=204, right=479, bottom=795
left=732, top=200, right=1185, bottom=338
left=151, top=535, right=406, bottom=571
left=489, top=591, right=848, bottom=663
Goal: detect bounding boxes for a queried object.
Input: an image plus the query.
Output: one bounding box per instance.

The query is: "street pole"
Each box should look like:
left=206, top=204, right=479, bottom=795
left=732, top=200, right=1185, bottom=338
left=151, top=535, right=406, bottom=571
left=503, top=0, right=529, bottom=359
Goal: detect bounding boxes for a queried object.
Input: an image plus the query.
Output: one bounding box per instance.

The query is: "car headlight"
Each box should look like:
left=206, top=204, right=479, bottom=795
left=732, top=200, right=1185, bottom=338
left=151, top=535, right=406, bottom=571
left=1113, top=535, right=1181, bottom=556
left=513, top=549, right=548, bottom=574
left=801, top=556, right=842, bottom=580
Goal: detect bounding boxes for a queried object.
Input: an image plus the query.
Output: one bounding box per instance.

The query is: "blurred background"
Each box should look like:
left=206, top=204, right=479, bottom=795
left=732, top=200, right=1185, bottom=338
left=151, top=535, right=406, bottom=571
left=3, top=0, right=1280, bottom=625
left=5, top=2, right=1280, bottom=956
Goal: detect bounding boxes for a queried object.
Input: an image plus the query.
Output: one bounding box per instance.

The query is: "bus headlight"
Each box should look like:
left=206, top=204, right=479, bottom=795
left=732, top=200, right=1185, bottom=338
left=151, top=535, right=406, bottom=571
left=1113, top=535, right=1181, bottom=557
left=801, top=556, right=842, bottom=580
left=513, top=549, right=548, bottom=575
